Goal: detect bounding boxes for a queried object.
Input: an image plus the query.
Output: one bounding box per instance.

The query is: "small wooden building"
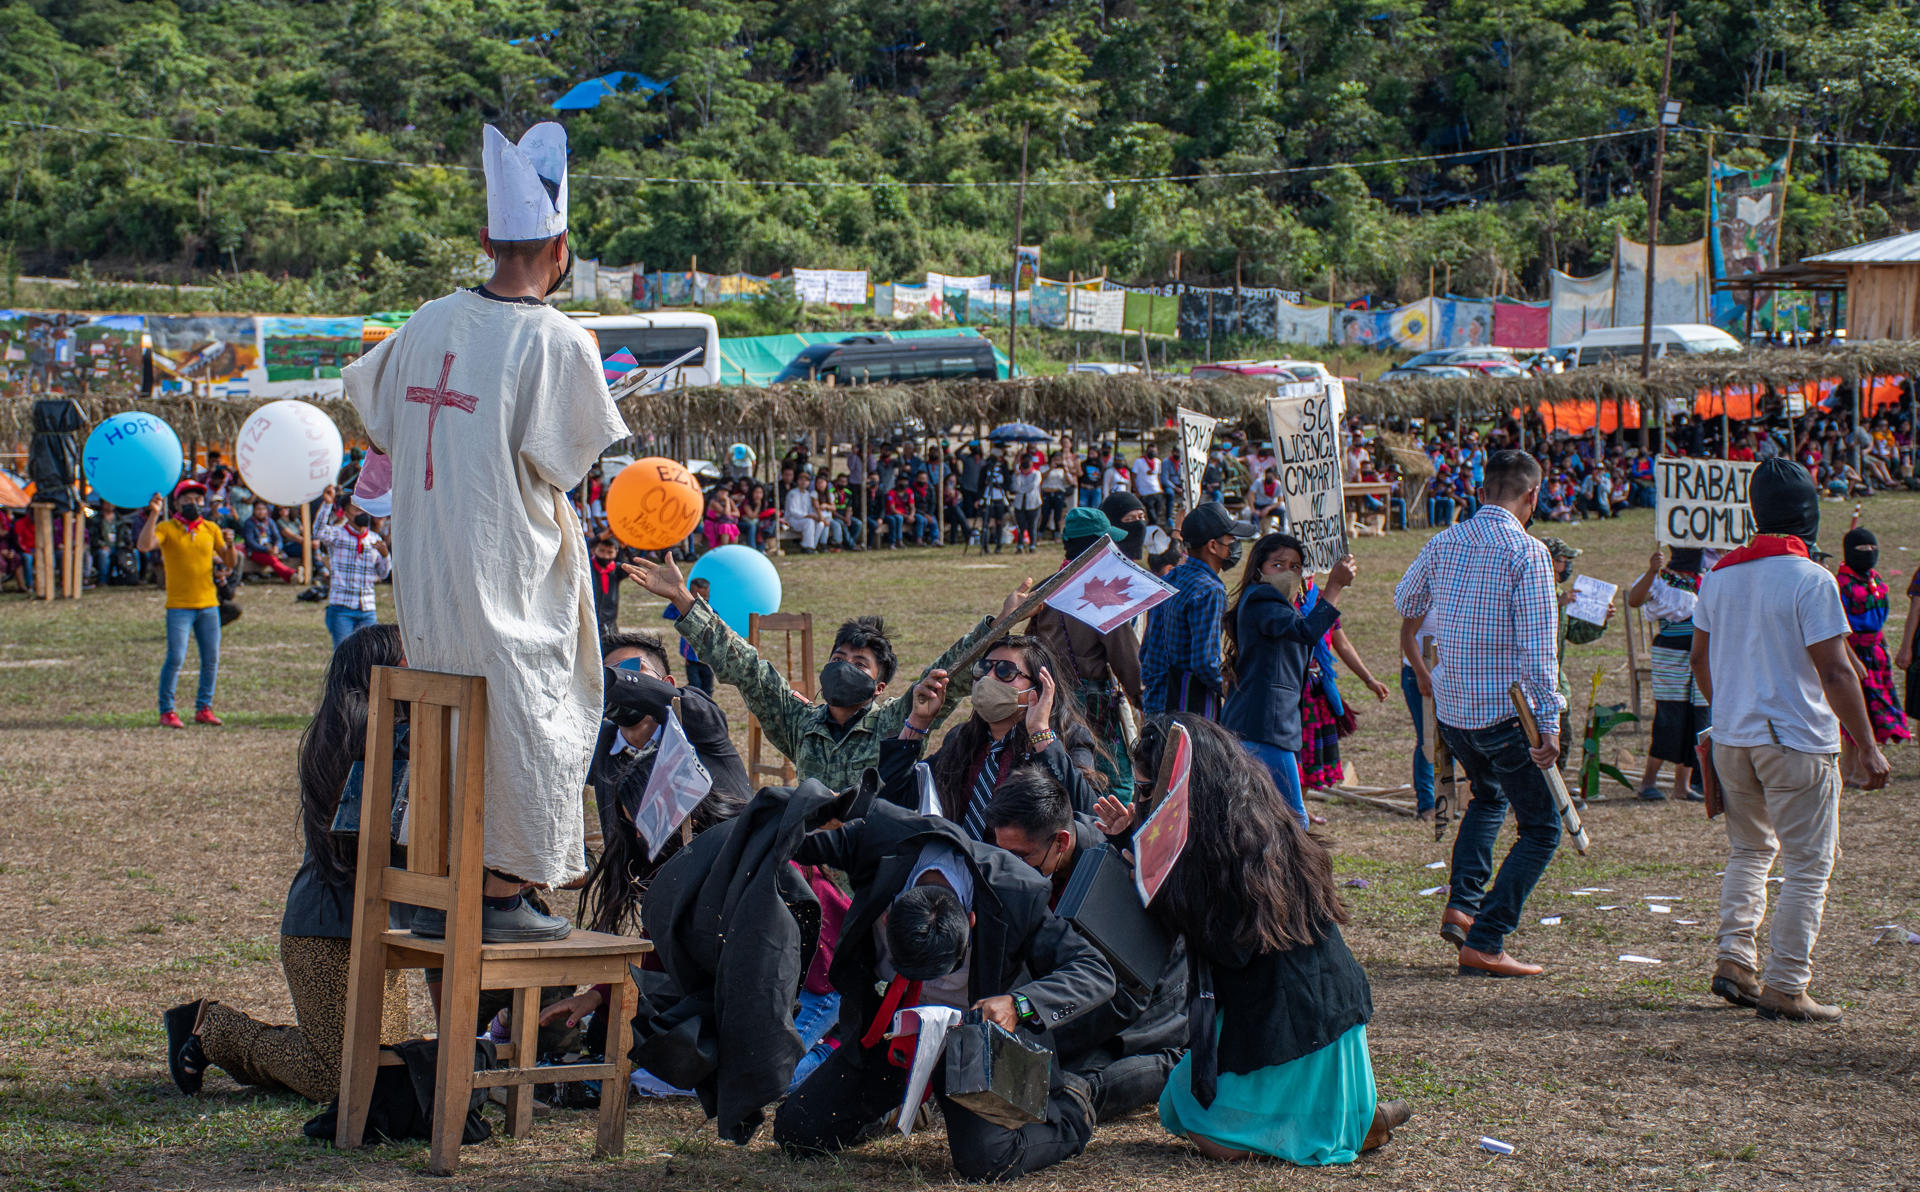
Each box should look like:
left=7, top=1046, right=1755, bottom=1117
left=1804, top=230, right=1920, bottom=341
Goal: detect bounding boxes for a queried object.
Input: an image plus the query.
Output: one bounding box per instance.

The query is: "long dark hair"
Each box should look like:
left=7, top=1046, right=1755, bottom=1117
left=1222, top=533, right=1304, bottom=688
left=1132, top=714, right=1348, bottom=960
left=929, top=635, right=1106, bottom=815
left=578, top=760, right=746, bottom=935
left=298, top=624, right=405, bottom=887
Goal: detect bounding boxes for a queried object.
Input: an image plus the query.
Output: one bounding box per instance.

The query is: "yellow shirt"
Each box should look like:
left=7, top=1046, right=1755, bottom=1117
left=154, top=518, right=225, bottom=609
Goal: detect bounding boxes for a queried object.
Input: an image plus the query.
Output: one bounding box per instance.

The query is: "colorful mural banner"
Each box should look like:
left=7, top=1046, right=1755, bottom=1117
left=0, top=311, right=146, bottom=398
left=149, top=315, right=260, bottom=394
left=260, top=316, right=364, bottom=382
left=1709, top=157, right=1790, bottom=334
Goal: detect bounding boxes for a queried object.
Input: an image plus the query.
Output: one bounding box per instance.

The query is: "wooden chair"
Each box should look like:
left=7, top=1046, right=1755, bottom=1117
left=336, top=667, right=651, bottom=1175
left=745, top=612, right=814, bottom=787
left=1622, top=608, right=1652, bottom=725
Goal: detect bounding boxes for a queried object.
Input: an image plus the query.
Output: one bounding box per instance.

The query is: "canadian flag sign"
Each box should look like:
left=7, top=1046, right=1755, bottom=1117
left=1133, top=720, right=1194, bottom=906
left=1042, top=537, right=1177, bottom=635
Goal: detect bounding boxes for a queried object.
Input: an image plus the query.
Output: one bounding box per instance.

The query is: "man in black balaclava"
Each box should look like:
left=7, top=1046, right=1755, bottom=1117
left=1689, top=456, right=1887, bottom=1024
left=1100, top=491, right=1148, bottom=561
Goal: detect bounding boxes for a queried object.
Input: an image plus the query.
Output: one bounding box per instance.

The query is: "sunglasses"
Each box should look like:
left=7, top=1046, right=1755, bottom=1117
left=972, top=659, right=1032, bottom=684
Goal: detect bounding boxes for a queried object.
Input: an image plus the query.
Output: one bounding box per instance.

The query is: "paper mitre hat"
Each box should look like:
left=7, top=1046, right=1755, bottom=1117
left=483, top=122, right=569, bottom=242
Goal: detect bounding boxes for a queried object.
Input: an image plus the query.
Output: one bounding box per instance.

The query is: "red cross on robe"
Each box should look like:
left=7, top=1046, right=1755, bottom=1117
left=404, top=351, right=478, bottom=490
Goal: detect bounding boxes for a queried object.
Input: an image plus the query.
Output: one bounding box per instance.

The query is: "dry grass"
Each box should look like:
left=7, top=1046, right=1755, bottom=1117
left=2, top=499, right=1919, bottom=1190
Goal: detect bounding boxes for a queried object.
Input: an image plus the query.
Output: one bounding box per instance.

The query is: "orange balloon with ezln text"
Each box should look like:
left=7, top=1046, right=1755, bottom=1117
left=606, top=457, right=705, bottom=550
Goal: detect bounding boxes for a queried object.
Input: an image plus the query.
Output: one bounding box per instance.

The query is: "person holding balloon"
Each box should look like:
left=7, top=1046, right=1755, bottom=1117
left=138, top=480, right=239, bottom=729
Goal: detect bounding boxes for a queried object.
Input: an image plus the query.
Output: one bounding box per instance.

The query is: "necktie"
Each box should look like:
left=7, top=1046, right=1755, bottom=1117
left=964, top=738, right=1005, bottom=840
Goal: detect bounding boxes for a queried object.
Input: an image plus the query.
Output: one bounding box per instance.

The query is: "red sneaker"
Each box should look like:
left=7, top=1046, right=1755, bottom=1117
left=194, top=707, right=224, bottom=726
left=159, top=711, right=186, bottom=729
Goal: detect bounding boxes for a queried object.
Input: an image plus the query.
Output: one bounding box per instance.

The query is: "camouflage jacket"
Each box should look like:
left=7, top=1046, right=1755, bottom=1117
left=672, top=598, right=994, bottom=790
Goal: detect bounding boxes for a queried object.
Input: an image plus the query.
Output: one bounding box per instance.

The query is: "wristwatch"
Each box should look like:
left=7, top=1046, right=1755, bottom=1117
left=1011, top=992, right=1040, bottom=1028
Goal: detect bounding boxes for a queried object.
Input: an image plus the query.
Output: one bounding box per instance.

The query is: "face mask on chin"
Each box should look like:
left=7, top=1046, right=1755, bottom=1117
left=819, top=658, right=878, bottom=708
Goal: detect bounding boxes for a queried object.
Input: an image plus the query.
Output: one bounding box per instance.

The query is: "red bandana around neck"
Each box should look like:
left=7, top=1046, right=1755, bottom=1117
left=1712, top=533, right=1809, bottom=571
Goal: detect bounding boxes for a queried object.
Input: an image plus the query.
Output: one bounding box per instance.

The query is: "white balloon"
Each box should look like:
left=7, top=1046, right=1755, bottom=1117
left=235, top=400, right=344, bottom=506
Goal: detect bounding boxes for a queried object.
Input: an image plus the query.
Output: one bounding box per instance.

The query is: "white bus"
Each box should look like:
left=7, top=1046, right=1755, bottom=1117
left=567, top=312, right=720, bottom=391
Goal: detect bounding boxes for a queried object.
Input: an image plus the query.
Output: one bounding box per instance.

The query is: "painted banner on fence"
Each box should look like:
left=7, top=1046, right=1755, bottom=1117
left=1613, top=235, right=1710, bottom=327
left=1655, top=456, right=1755, bottom=549
left=1550, top=269, right=1614, bottom=346
left=1264, top=379, right=1349, bottom=572
left=0, top=311, right=146, bottom=398
left=1275, top=298, right=1333, bottom=346
left=1492, top=300, right=1551, bottom=350
left=793, top=269, right=869, bottom=304
left=1069, top=289, right=1126, bottom=333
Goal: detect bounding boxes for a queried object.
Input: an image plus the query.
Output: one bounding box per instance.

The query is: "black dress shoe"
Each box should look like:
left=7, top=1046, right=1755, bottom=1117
left=164, top=1000, right=206, bottom=1094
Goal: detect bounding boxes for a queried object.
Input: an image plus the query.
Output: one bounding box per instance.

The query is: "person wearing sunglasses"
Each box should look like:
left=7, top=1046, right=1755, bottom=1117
left=879, top=636, right=1108, bottom=838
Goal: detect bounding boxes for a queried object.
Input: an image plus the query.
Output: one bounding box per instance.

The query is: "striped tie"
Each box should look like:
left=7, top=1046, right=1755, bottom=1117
left=963, top=738, right=1006, bottom=840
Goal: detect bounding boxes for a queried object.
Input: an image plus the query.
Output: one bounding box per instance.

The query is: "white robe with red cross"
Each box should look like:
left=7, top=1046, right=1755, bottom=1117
left=344, top=288, right=626, bottom=886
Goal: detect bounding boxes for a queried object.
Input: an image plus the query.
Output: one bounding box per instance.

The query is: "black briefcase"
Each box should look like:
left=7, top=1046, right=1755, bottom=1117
left=943, top=1011, right=1052, bottom=1128
left=1054, top=843, right=1173, bottom=996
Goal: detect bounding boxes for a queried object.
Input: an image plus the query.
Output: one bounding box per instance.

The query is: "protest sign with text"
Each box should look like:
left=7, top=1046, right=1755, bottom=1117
left=1176, top=407, right=1218, bottom=514
left=1264, top=379, right=1348, bottom=572
left=1655, top=457, right=1755, bottom=550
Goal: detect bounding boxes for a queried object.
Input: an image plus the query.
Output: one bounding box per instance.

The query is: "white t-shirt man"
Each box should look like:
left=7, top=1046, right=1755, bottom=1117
left=1693, top=555, right=1850, bottom=754
left=1130, top=455, right=1164, bottom=496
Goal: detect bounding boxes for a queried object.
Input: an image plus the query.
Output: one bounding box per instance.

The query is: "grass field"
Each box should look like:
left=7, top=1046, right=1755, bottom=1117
left=3, top=498, right=1918, bottom=1191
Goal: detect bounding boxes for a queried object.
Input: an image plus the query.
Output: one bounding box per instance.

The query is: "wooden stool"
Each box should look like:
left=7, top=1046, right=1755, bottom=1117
left=335, top=667, right=651, bottom=1174
left=746, top=612, right=813, bottom=787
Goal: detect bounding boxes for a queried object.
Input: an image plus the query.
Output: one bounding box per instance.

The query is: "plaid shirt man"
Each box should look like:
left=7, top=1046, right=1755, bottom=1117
left=316, top=523, right=390, bottom=611
left=669, top=598, right=991, bottom=790
left=1139, top=555, right=1228, bottom=714
left=1394, top=504, right=1563, bottom=729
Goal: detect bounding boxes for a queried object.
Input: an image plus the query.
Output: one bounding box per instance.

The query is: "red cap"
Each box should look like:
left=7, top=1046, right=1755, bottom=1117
left=172, top=479, right=208, bottom=499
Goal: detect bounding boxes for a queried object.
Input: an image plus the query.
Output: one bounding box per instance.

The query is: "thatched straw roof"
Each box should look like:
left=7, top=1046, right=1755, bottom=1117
left=6, top=344, right=1915, bottom=450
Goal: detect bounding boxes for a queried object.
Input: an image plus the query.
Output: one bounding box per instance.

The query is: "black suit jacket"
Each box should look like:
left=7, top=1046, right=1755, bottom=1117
left=873, top=722, right=1103, bottom=829
left=793, top=801, right=1115, bottom=1068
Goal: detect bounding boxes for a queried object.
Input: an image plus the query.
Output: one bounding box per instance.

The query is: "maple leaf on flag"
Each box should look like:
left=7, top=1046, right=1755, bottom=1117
left=1077, top=574, right=1135, bottom=611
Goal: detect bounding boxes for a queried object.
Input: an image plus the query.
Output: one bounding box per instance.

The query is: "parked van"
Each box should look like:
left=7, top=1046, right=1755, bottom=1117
left=1568, top=324, right=1740, bottom=368
left=772, top=335, right=999, bottom=385
left=568, top=312, right=720, bottom=390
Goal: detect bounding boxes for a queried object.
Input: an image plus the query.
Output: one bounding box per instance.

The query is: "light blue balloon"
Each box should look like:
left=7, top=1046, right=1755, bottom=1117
left=83, top=412, right=183, bottom=508
left=687, top=544, right=782, bottom=636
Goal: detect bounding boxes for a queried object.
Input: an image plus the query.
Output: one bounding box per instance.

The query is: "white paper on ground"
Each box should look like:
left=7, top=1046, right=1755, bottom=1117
left=889, top=1006, right=963, bottom=1136
left=1644, top=895, right=1681, bottom=901
left=1540, top=916, right=1563, bottom=926
left=1426, top=861, right=1447, bottom=869
left=1619, top=954, right=1663, bottom=964
left=1676, top=919, right=1700, bottom=925
left=1649, top=904, right=1672, bottom=914
left=1598, top=905, right=1623, bottom=911
left=1419, top=886, right=1446, bottom=896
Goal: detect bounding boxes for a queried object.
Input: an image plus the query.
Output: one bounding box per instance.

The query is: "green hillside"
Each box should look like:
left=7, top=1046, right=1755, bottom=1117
left=4, top=0, right=1915, bottom=310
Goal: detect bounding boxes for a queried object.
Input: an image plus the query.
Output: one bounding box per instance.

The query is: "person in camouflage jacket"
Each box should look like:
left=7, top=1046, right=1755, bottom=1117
left=622, top=552, right=1033, bottom=790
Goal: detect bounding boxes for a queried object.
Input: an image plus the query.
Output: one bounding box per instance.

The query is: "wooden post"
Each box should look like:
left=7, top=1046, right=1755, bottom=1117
left=64, top=507, right=81, bottom=598
left=1639, top=13, right=1677, bottom=378
left=32, top=503, right=52, bottom=601
left=301, top=503, right=313, bottom=586
left=1008, top=121, right=1030, bottom=372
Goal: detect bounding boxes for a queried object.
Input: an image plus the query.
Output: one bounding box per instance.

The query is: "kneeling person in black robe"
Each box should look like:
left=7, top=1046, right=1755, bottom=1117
left=775, top=802, right=1115, bottom=1183
left=983, top=766, right=1187, bottom=1120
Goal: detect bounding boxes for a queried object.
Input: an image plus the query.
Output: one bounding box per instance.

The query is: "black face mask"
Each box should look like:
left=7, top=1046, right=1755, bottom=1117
left=544, top=247, right=575, bottom=300
left=176, top=502, right=201, bottom=522
left=1117, top=521, right=1147, bottom=561
left=819, top=659, right=878, bottom=708
left=353, top=513, right=373, bottom=528
left=1223, top=539, right=1243, bottom=570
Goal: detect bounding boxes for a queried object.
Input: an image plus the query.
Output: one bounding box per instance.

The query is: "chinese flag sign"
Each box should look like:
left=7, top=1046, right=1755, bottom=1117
left=1132, top=721, right=1193, bottom=906
left=1042, top=537, right=1177, bottom=635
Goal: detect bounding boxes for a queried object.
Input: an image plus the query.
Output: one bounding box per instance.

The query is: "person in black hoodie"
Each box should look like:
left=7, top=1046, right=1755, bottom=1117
left=589, top=533, right=623, bottom=643
left=1131, top=714, right=1409, bottom=1163
left=774, top=800, right=1116, bottom=1183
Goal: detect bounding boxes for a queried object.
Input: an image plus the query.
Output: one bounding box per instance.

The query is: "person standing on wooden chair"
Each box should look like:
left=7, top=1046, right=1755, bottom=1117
left=343, top=121, right=627, bottom=941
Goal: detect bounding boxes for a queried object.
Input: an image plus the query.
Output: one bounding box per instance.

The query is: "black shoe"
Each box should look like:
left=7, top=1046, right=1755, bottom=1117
left=410, top=898, right=572, bottom=943
left=164, top=1000, right=206, bottom=1095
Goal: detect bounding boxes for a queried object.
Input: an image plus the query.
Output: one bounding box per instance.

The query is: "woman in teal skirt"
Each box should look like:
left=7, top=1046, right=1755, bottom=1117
left=1133, top=714, right=1410, bottom=1161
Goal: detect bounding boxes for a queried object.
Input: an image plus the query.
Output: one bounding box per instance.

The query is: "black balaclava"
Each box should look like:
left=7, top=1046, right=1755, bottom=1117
left=1667, top=547, right=1704, bottom=574
left=1100, top=492, right=1147, bottom=560
left=1843, top=527, right=1878, bottom=576
left=1748, top=457, right=1820, bottom=550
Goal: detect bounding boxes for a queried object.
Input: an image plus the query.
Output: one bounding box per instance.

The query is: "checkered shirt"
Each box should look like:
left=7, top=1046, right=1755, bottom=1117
left=1139, top=555, right=1227, bottom=712
left=317, top=523, right=390, bottom=612
left=1393, top=504, right=1564, bottom=729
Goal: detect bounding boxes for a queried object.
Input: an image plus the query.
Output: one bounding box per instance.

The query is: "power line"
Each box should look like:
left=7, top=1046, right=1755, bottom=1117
left=1677, top=124, right=1920, bottom=155
left=4, top=117, right=1651, bottom=190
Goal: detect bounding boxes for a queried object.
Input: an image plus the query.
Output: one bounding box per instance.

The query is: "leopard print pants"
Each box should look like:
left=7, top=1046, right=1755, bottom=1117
left=198, top=935, right=411, bottom=1102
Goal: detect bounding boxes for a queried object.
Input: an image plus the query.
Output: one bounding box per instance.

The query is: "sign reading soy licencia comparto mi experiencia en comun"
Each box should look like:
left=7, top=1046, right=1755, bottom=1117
left=1265, top=379, right=1348, bottom=573
left=1655, top=456, right=1755, bottom=550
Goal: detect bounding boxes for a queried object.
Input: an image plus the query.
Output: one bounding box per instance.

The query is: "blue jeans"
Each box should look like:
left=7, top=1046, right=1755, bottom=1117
left=1400, top=665, right=1435, bottom=812
left=160, top=606, right=221, bottom=714
left=1242, top=739, right=1305, bottom=827
left=326, top=604, right=378, bottom=649
left=914, top=513, right=938, bottom=544
left=885, top=513, right=904, bottom=545
left=1428, top=496, right=1455, bottom=526
left=1440, top=718, right=1562, bottom=956
left=788, top=989, right=841, bottom=1093
left=93, top=547, right=112, bottom=585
